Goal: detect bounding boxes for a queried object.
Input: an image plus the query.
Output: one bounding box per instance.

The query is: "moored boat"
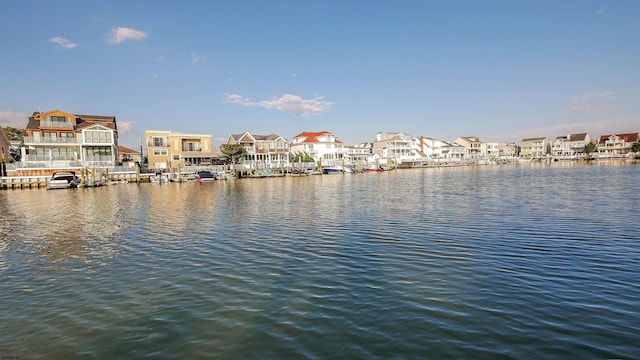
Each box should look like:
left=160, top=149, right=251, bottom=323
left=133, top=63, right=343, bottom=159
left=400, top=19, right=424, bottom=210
left=365, top=165, right=383, bottom=172
left=46, top=171, right=81, bottom=190
left=323, top=166, right=353, bottom=175
left=196, top=170, right=215, bottom=182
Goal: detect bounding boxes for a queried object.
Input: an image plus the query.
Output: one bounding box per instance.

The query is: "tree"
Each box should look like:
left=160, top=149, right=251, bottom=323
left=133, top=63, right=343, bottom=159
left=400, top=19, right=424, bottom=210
left=632, top=142, right=640, bottom=153
left=220, top=144, right=247, bottom=164
left=3, top=127, right=26, bottom=141
left=584, top=142, right=597, bottom=160
left=291, top=151, right=314, bottom=163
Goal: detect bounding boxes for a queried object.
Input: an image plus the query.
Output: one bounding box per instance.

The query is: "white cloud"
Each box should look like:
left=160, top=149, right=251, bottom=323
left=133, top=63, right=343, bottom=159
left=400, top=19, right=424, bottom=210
left=561, top=105, right=609, bottom=114
left=117, top=120, right=134, bottom=136
left=571, top=91, right=614, bottom=103
left=106, top=27, right=148, bottom=44
left=596, top=8, right=605, bottom=15
left=50, top=36, right=77, bottom=49
left=0, top=111, right=28, bottom=128
left=224, top=93, right=333, bottom=117
left=191, top=53, right=206, bottom=64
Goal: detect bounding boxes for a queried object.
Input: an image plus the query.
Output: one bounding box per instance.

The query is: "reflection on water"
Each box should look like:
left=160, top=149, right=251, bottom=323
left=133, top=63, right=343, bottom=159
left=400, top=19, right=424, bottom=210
left=1, top=162, right=639, bottom=359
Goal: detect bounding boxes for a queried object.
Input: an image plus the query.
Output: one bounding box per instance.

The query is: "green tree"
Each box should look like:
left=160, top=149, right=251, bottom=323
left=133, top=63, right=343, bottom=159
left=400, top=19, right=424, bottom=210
left=3, top=127, right=26, bottom=141
left=632, top=142, right=640, bottom=153
left=291, top=151, right=314, bottom=162
left=220, top=144, right=247, bottom=164
left=584, top=142, right=597, bottom=160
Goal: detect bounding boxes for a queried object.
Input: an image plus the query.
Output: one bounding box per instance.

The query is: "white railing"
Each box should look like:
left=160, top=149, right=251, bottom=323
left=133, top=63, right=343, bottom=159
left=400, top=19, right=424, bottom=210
left=41, top=121, right=74, bottom=129
left=23, top=137, right=81, bottom=144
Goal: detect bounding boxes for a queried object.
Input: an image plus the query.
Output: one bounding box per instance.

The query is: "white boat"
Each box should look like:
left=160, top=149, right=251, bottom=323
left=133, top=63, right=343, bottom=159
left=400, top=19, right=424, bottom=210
left=46, top=171, right=81, bottom=190
left=150, top=172, right=169, bottom=183
left=323, top=166, right=353, bottom=174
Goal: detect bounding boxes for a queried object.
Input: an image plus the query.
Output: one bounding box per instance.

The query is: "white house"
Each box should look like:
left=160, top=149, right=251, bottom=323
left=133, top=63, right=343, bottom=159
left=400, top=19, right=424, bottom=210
left=290, top=131, right=345, bottom=165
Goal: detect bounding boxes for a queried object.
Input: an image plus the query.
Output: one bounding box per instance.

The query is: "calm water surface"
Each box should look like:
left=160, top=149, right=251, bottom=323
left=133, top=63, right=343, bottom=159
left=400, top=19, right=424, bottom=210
left=1, top=163, right=639, bottom=359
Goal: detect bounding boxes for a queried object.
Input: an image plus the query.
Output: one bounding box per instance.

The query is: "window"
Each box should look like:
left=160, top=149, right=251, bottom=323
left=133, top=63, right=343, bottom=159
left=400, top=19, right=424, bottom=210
left=182, top=141, right=200, bottom=151
left=153, top=150, right=168, bottom=156
left=153, top=137, right=167, bottom=147
left=85, top=130, right=112, bottom=143
left=173, top=155, right=180, bottom=161
left=51, top=116, right=66, bottom=122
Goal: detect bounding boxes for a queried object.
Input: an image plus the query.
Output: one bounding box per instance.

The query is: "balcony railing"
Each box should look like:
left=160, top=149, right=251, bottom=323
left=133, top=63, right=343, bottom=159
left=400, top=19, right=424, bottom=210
left=24, top=137, right=81, bottom=144
left=40, top=121, right=74, bottom=129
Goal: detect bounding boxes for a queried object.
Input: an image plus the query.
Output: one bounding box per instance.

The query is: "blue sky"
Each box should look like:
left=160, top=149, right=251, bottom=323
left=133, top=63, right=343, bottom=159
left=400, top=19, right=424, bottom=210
left=1, top=0, right=638, bottom=148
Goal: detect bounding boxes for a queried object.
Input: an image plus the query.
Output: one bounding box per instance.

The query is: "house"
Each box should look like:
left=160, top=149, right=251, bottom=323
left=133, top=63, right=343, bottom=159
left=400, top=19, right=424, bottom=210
left=416, top=136, right=460, bottom=163
left=0, top=126, right=11, bottom=176
left=226, top=132, right=289, bottom=168
left=290, top=131, right=344, bottom=164
left=0, top=126, right=11, bottom=164
left=552, top=133, right=590, bottom=159
left=597, top=132, right=639, bottom=158
left=373, top=132, right=422, bottom=165
left=454, top=136, right=482, bottom=159
left=499, top=142, right=520, bottom=158
left=344, top=142, right=378, bottom=167
left=481, top=142, right=500, bottom=159
left=117, top=145, right=142, bottom=167
left=520, top=137, right=551, bottom=158
left=145, top=130, right=220, bottom=170
left=19, top=110, right=118, bottom=175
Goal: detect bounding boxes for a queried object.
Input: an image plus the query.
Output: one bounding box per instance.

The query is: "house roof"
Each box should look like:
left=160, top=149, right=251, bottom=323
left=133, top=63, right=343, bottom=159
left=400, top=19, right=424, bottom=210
left=292, top=131, right=343, bottom=143
left=598, top=132, right=639, bottom=144
left=568, top=133, right=588, bottom=141
left=26, top=111, right=117, bottom=132
left=118, top=145, right=140, bottom=154
left=522, top=137, right=547, bottom=142
left=229, top=132, right=286, bottom=143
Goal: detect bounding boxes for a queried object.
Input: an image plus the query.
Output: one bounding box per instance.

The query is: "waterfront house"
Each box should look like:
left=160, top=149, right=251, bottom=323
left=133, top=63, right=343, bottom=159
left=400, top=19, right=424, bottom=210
left=373, top=132, right=423, bottom=165
left=481, top=142, right=500, bottom=160
left=417, top=137, right=465, bottom=163
left=343, top=142, right=378, bottom=167
left=454, top=136, right=483, bottom=159
left=499, top=142, right=520, bottom=159
left=145, top=130, right=221, bottom=170
left=17, top=110, right=119, bottom=176
left=0, top=126, right=11, bottom=176
left=0, top=126, right=11, bottom=164
left=520, top=137, right=551, bottom=158
left=117, top=145, right=142, bottom=168
left=290, top=131, right=345, bottom=165
left=552, top=133, right=590, bottom=159
left=597, top=132, right=639, bottom=158
left=226, top=132, right=289, bottom=168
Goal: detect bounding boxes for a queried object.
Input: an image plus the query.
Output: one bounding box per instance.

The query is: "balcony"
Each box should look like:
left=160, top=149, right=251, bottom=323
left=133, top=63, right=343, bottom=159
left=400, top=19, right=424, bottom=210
left=40, top=121, right=74, bottom=129
left=24, top=137, right=80, bottom=144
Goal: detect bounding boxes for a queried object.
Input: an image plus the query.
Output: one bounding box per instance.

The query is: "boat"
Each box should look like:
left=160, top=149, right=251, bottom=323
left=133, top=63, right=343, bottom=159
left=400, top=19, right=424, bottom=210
left=196, top=170, right=215, bottom=182
left=365, top=165, right=383, bottom=172
left=322, top=166, right=353, bottom=175
left=46, top=171, right=81, bottom=190
left=150, top=172, right=169, bottom=183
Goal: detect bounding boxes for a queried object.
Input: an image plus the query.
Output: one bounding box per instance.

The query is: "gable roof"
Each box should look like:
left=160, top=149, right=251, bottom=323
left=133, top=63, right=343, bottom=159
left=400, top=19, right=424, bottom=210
left=292, top=131, right=343, bottom=143
left=598, top=132, right=639, bottom=144
left=568, top=133, right=588, bottom=141
left=521, top=137, right=547, bottom=142
left=118, top=145, right=140, bottom=154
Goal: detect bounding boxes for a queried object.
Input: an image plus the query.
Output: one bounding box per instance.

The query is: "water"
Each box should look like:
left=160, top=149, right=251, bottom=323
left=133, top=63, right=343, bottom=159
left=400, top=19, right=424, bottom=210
left=1, top=163, right=639, bottom=359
